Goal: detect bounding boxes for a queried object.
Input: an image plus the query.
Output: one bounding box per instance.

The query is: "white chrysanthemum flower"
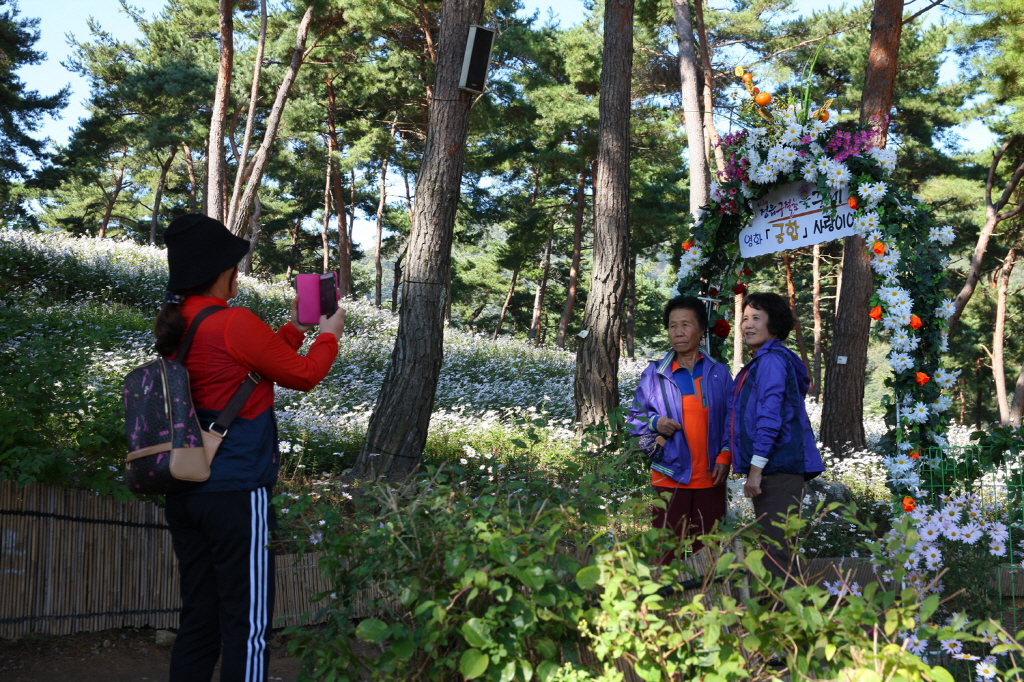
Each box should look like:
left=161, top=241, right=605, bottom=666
left=919, top=524, right=942, bottom=543
left=939, top=331, right=949, bottom=352
left=883, top=312, right=911, bottom=330
left=858, top=181, right=888, bottom=204
left=931, top=396, right=953, bottom=414
left=868, top=146, right=897, bottom=172
left=802, top=163, right=818, bottom=182
left=990, top=541, right=1007, bottom=557
left=960, top=522, right=983, bottom=544
left=825, top=161, right=851, bottom=188
left=889, top=351, right=914, bottom=373
left=927, top=224, right=956, bottom=246
left=907, top=402, right=931, bottom=423
left=934, top=298, right=956, bottom=319
left=940, top=639, right=963, bottom=655
left=977, top=661, right=998, bottom=680
left=933, top=368, right=960, bottom=389
left=808, top=141, right=824, bottom=155
left=989, top=522, right=1009, bottom=542
left=781, top=123, right=804, bottom=145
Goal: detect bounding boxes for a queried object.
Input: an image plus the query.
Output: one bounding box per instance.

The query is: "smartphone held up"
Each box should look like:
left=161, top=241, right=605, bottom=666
left=295, top=272, right=341, bottom=326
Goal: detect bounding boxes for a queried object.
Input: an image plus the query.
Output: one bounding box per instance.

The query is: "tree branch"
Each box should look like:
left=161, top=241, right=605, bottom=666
left=903, top=0, right=945, bottom=26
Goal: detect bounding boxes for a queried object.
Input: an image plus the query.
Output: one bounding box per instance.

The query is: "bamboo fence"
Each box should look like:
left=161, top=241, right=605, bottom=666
left=0, top=480, right=331, bottom=638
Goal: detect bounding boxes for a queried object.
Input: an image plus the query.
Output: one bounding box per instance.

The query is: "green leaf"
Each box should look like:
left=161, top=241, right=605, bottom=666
left=536, top=639, right=558, bottom=660
left=499, top=660, right=517, bottom=682
left=634, top=660, right=662, bottom=682
left=355, top=617, right=390, bottom=643
left=460, top=648, right=489, bottom=680
left=537, top=661, right=560, bottom=682
left=926, top=666, right=954, bottom=682
left=825, top=643, right=836, bottom=661
left=576, top=565, right=601, bottom=590
left=462, top=618, right=492, bottom=648
left=520, top=659, right=534, bottom=682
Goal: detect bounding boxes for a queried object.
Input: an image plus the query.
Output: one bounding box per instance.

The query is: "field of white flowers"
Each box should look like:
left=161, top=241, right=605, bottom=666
left=0, top=230, right=983, bottom=496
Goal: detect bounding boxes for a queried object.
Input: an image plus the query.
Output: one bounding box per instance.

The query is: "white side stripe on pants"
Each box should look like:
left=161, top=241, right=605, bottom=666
left=246, top=488, right=268, bottom=682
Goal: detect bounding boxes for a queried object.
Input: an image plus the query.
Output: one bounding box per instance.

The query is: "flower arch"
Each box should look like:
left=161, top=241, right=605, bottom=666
left=676, top=78, right=959, bottom=497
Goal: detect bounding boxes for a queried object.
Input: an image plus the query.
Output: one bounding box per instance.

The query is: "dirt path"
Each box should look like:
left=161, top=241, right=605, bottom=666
left=0, top=627, right=302, bottom=682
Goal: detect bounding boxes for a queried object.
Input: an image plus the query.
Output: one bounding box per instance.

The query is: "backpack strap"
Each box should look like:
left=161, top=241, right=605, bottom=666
left=173, top=305, right=262, bottom=439
left=175, top=306, right=226, bottom=363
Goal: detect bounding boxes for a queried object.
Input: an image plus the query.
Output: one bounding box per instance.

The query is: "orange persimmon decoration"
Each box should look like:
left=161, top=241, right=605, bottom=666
left=872, top=241, right=886, bottom=256
left=909, top=450, right=920, bottom=460
left=916, top=372, right=930, bottom=386
left=682, top=239, right=694, bottom=251
left=848, top=196, right=859, bottom=210
left=909, top=315, right=923, bottom=330
left=869, top=306, right=883, bottom=321
left=902, top=496, right=916, bottom=513
left=755, top=92, right=772, bottom=107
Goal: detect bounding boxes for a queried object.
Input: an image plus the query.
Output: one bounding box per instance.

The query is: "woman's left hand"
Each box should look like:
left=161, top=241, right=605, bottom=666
left=744, top=466, right=763, bottom=498
left=712, top=462, right=730, bottom=486
left=290, top=296, right=315, bottom=333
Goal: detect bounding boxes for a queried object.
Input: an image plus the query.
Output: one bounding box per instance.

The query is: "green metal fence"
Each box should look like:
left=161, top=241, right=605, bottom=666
left=916, top=446, right=1024, bottom=639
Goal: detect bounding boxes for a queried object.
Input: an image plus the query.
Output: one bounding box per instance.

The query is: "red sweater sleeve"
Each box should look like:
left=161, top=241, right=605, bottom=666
left=222, top=309, right=338, bottom=391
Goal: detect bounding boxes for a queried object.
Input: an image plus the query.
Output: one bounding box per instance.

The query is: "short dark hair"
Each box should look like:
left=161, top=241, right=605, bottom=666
left=743, top=292, right=795, bottom=341
left=663, top=295, right=708, bottom=331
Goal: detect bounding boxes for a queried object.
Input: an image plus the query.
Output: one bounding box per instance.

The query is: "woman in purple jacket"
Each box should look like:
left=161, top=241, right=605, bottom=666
left=627, top=296, right=734, bottom=563
left=730, top=292, right=824, bottom=584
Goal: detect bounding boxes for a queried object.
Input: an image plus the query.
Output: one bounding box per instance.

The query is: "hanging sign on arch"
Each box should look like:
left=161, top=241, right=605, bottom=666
left=738, top=181, right=857, bottom=258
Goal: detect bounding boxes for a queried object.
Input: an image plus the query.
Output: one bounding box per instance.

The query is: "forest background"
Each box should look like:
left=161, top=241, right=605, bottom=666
left=5, top=0, right=1024, bottom=448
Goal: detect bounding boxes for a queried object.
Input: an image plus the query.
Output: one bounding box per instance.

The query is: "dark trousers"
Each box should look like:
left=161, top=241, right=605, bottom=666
left=166, top=488, right=276, bottom=682
left=751, top=473, right=805, bottom=586
left=651, top=485, right=727, bottom=564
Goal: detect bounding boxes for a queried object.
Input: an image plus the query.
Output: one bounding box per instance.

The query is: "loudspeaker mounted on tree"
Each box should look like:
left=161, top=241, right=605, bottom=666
left=459, top=25, right=495, bottom=93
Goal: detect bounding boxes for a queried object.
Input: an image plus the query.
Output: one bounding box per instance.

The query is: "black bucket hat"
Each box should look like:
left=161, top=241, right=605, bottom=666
left=165, top=214, right=250, bottom=291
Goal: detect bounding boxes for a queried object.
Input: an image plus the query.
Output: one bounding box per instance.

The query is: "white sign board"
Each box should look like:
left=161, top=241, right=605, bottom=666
left=738, top=181, right=858, bottom=258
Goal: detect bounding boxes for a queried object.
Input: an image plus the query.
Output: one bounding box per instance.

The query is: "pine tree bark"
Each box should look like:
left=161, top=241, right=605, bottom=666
left=530, top=226, right=553, bottom=345
left=228, top=6, right=315, bottom=236
left=692, top=0, right=725, bottom=174
left=557, top=166, right=587, bottom=349
left=574, top=0, right=634, bottom=431
left=374, top=139, right=392, bottom=308
left=326, top=78, right=351, bottom=298
left=352, top=0, right=483, bottom=479
left=321, top=153, right=332, bottom=272
left=182, top=143, right=199, bottom=214
left=947, top=136, right=1024, bottom=337
left=149, top=145, right=177, bottom=245
left=227, top=0, right=267, bottom=230
left=671, top=0, right=709, bottom=220
left=821, top=0, right=903, bottom=456
left=784, top=253, right=810, bottom=370
left=993, top=242, right=1020, bottom=423
left=206, top=0, right=233, bottom=223
left=494, top=266, right=519, bottom=340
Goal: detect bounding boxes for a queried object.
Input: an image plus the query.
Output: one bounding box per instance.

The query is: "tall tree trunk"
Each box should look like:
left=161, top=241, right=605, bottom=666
left=494, top=266, right=519, bottom=340
left=574, top=0, right=634, bottom=431
left=352, top=0, right=484, bottom=479
left=530, top=226, right=553, bottom=344
left=557, top=166, right=587, bottom=349
left=285, top=211, right=302, bottom=281
left=98, top=153, right=128, bottom=238
left=326, top=78, right=351, bottom=298
left=993, top=242, right=1020, bottom=423
left=392, top=247, right=406, bottom=313
left=206, top=0, right=233, bottom=223
left=732, top=293, right=743, bottom=374
left=228, top=6, right=316, bottom=236
left=240, top=195, right=262, bottom=275
left=182, top=143, right=199, bottom=214
left=149, top=145, right=177, bottom=245
left=947, top=136, right=1024, bottom=337
left=810, top=244, right=823, bottom=400
left=625, top=253, right=636, bottom=359
left=227, top=0, right=268, bottom=231
left=1008, top=360, right=1024, bottom=427
left=374, top=137, right=392, bottom=308
left=784, top=253, right=810, bottom=370
left=693, top=0, right=726, bottom=173
left=821, top=0, right=903, bottom=456
left=671, top=0, right=709, bottom=220
left=321, top=153, right=332, bottom=272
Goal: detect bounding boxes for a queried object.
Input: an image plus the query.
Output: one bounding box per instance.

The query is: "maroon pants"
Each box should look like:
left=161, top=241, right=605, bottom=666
left=651, top=485, right=727, bottom=564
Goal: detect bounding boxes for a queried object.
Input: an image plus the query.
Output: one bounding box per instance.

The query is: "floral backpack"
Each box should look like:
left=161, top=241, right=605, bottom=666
left=122, top=306, right=259, bottom=494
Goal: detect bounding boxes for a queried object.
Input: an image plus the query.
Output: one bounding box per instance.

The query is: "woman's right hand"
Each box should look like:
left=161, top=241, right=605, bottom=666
left=319, top=307, right=346, bottom=338
left=656, top=416, right=681, bottom=437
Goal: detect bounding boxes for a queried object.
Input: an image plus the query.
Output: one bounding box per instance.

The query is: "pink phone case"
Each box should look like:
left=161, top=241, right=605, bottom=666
left=295, top=272, right=340, bottom=325
left=295, top=274, right=322, bottom=325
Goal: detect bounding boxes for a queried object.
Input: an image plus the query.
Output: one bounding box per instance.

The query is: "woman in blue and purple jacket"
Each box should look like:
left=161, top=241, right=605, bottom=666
left=627, top=296, right=734, bottom=563
left=730, top=292, right=824, bottom=584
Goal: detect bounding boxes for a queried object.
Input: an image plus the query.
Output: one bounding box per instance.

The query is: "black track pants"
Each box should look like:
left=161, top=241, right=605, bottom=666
left=166, top=488, right=276, bottom=682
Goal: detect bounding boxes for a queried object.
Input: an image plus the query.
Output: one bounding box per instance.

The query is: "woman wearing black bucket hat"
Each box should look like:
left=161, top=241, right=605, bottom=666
left=157, top=214, right=344, bottom=682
